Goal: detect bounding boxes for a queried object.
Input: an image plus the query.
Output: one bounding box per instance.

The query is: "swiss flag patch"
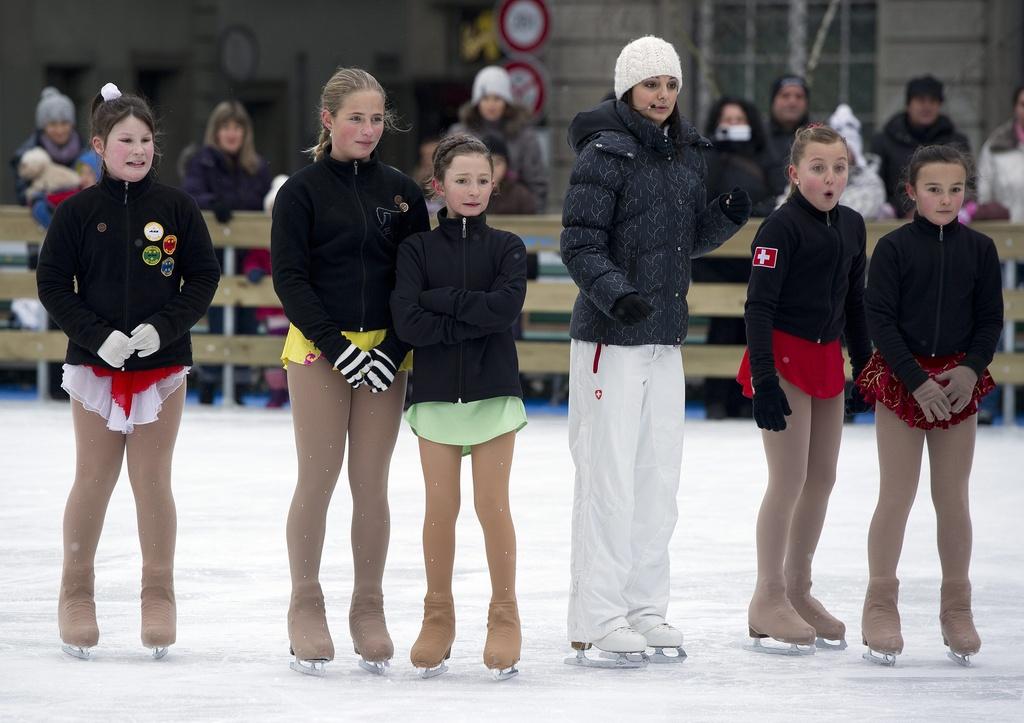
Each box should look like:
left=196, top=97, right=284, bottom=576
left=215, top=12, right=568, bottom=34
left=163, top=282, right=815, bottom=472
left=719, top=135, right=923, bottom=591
left=752, top=246, right=779, bottom=268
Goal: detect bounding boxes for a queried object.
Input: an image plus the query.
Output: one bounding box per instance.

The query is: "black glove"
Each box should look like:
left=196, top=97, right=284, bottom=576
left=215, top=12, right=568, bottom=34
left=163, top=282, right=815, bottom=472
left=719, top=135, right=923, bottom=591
left=719, top=187, right=752, bottom=225
left=611, top=293, right=653, bottom=325
left=845, top=382, right=873, bottom=415
left=246, top=267, right=266, bottom=284
left=212, top=199, right=233, bottom=225
left=364, top=347, right=398, bottom=393
left=752, top=376, right=792, bottom=432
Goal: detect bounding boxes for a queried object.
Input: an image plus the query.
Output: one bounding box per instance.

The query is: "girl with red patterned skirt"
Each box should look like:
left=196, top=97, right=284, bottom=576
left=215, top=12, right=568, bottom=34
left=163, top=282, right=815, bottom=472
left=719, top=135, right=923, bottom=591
left=738, top=125, right=872, bottom=653
left=857, top=145, right=1003, bottom=666
left=36, top=84, right=220, bottom=661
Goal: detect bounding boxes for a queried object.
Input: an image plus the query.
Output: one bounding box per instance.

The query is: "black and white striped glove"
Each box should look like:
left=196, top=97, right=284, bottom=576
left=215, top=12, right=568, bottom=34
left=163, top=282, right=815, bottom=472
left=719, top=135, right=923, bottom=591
left=364, top=347, right=398, bottom=393
left=334, top=343, right=372, bottom=389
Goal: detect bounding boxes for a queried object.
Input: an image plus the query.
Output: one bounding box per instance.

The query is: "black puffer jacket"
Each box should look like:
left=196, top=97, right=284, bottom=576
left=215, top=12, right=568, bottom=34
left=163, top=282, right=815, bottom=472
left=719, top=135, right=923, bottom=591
left=560, top=100, right=742, bottom=346
left=871, top=113, right=970, bottom=213
left=36, top=171, right=220, bottom=369
left=391, top=210, right=527, bottom=404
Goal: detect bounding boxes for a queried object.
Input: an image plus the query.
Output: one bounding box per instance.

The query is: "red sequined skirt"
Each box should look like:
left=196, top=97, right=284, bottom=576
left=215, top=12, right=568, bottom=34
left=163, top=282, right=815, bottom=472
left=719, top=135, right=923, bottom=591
left=854, top=350, right=995, bottom=430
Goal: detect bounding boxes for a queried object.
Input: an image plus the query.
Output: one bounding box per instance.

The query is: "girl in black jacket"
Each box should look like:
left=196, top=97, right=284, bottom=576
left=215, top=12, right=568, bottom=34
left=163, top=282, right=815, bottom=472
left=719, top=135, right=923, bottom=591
left=36, top=84, right=220, bottom=661
left=271, top=68, right=430, bottom=677
left=391, top=134, right=528, bottom=680
left=857, top=145, right=1003, bottom=666
left=739, top=125, right=871, bottom=652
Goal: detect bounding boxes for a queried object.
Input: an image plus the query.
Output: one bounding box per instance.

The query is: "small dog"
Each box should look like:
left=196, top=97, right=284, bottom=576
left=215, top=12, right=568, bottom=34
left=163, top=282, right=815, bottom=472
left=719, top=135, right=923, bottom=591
left=18, top=147, right=82, bottom=198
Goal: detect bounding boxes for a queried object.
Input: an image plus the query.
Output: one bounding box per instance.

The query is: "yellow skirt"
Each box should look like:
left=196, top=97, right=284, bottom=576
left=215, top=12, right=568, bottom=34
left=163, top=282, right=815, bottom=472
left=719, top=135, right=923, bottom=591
left=280, top=324, right=413, bottom=371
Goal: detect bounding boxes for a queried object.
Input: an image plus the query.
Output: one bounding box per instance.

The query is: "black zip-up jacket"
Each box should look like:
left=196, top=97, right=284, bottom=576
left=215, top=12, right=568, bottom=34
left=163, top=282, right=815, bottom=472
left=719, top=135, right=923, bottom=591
left=744, top=191, right=871, bottom=385
left=391, top=210, right=527, bottom=404
left=36, top=172, right=220, bottom=370
left=865, top=215, right=1003, bottom=392
left=271, top=150, right=430, bottom=365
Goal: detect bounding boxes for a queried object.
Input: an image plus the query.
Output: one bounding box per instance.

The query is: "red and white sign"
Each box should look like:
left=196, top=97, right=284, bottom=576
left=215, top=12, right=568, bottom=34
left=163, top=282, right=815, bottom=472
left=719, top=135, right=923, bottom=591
left=752, top=246, right=778, bottom=268
left=496, top=0, right=550, bottom=55
left=504, top=57, right=547, bottom=116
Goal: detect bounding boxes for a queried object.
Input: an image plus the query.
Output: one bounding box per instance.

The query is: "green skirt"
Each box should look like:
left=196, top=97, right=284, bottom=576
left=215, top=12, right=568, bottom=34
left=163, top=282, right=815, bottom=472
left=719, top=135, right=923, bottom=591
left=405, top=396, right=527, bottom=456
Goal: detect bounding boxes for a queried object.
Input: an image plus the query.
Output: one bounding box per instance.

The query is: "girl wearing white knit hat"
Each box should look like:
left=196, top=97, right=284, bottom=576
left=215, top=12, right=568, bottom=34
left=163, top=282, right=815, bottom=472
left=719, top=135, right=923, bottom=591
left=561, top=35, right=751, bottom=667
left=448, top=65, right=548, bottom=210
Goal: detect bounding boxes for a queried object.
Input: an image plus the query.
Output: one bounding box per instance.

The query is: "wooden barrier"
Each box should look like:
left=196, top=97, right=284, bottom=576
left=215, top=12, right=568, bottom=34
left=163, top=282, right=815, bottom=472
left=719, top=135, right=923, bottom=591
left=2, top=206, right=1022, bottom=387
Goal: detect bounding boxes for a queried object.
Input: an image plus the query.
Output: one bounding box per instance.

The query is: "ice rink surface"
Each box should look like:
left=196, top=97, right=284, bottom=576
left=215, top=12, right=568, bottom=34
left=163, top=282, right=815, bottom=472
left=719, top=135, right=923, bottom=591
left=1, top=402, right=1021, bottom=722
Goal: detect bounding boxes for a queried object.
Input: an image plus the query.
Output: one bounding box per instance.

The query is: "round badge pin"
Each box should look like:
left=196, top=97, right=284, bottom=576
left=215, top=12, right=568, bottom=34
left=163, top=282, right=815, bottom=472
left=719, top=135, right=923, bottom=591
left=163, top=235, right=178, bottom=255
left=97, top=222, right=107, bottom=233
left=142, top=245, right=162, bottom=265
left=160, top=257, right=175, bottom=277
left=144, top=221, right=164, bottom=242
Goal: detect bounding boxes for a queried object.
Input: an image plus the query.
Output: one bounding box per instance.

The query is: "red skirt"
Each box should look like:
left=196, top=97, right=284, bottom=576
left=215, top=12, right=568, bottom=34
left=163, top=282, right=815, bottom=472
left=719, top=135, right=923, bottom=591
left=854, top=350, right=995, bottom=430
left=737, top=329, right=846, bottom=399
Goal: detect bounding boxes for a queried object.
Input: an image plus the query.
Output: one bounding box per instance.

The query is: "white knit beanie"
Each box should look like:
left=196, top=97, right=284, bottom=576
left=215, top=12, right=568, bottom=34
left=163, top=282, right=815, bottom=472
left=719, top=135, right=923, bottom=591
left=828, top=103, right=865, bottom=167
left=36, top=87, right=76, bottom=128
left=614, top=36, right=682, bottom=100
left=472, top=66, right=513, bottom=105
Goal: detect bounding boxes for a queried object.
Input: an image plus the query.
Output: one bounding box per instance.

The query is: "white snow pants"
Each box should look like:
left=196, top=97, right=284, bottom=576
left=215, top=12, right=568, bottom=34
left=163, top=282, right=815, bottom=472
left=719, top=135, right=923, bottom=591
left=567, top=340, right=685, bottom=643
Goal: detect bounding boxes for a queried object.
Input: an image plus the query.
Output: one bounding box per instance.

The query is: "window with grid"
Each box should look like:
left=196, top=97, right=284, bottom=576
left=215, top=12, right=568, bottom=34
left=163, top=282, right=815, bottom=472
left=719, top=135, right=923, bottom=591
left=697, top=0, right=877, bottom=138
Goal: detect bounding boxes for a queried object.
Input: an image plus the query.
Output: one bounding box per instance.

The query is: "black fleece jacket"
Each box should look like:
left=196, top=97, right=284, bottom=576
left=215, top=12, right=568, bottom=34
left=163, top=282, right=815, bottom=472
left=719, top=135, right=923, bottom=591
left=744, top=191, right=872, bottom=385
left=391, top=210, right=527, bottom=404
left=865, top=215, right=1003, bottom=392
left=36, top=172, right=220, bottom=369
left=271, top=151, right=430, bottom=365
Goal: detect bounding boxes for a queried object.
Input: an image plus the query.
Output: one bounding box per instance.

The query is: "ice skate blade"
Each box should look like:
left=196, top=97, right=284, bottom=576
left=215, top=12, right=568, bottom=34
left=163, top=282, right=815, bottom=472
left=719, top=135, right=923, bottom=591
left=61, top=644, right=92, bottom=660
left=598, top=650, right=651, bottom=664
left=745, top=637, right=815, bottom=656
left=862, top=649, right=897, bottom=666
left=149, top=646, right=169, bottom=660
left=814, top=637, right=848, bottom=651
left=491, top=665, right=519, bottom=681
left=416, top=661, right=449, bottom=679
left=566, top=649, right=645, bottom=669
left=647, top=646, right=687, bottom=663
left=290, top=658, right=328, bottom=677
left=358, top=658, right=390, bottom=676
left=946, top=651, right=973, bottom=667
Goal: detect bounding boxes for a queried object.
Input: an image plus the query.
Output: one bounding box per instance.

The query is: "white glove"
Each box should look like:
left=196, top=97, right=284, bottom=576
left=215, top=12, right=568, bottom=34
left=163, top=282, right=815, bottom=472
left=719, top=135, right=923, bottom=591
left=334, top=343, right=372, bottom=389
left=97, top=330, right=132, bottom=368
left=128, top=323, right=161, bottom=358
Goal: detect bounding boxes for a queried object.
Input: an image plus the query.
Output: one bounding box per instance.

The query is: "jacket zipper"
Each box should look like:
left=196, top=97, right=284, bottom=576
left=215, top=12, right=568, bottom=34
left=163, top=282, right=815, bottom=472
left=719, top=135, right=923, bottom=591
left=931, top=224, right=945, bottom=356
left=457, top=217, right=467, bottom=402
left=354, top=160, right=368, bottom=331
left=817, top=210, right=839, bottom=343
left=122, top=181, right=130, bottom=369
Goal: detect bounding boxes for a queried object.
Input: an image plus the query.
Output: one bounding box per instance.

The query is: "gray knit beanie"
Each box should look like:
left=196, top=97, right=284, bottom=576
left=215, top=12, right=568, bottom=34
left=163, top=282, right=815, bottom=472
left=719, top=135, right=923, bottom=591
left=36, top=87, right=76, bottom=128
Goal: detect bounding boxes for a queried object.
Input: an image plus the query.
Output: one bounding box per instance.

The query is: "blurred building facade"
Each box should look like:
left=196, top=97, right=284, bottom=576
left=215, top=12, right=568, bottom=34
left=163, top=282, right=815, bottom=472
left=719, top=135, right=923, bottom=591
left=1, top=0, right=1021, bottom=208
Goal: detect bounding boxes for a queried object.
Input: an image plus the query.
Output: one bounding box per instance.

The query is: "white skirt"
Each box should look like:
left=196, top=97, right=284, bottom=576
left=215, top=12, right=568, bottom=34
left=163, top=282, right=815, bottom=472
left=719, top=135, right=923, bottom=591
left=61, top=364, right=189, bottom=434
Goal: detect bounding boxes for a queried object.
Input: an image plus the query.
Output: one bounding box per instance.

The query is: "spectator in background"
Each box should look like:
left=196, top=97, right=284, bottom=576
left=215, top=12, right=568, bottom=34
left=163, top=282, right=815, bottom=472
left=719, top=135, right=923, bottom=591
left=10, top=87, right=84, bottom=207
left=828, top=104, right=886, bottom=220
left=973, top=84, right=1024, bottom=223
left=695, top=96, right=774, bottom=419
left=411, top=136, right=444, bottom=216
left=872, top=75, right=970, bottom=217
left=449, top=65, right=548, bottom=210
left=183, top=100, right=272, bottom=404
left=481, top=134, right=538, bottom=215
left=763, top=76, right=810, bottom=200
left=10, top=88, right=88, bottom=401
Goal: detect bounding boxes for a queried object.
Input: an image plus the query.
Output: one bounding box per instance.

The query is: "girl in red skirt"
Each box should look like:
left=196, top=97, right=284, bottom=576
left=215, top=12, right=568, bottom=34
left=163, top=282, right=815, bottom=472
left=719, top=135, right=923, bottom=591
left=739, top=125, right=872, bottom=652
left=857, top=144, right=1003, bottom=666
left=36, top=83, right=220, bottom=660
